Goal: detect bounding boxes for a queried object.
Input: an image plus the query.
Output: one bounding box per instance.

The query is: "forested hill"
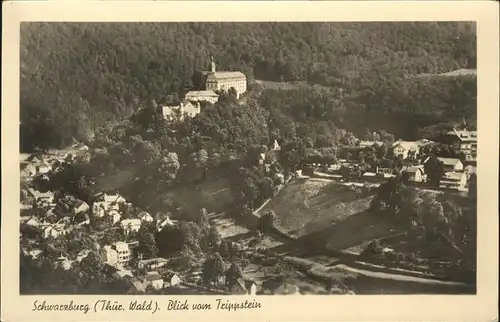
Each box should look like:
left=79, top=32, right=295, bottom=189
left=20, top=22, right=476, bottom=152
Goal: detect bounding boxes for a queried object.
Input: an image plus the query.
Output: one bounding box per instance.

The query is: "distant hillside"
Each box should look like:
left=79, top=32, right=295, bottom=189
left=20, top=22, right=476, bottom=151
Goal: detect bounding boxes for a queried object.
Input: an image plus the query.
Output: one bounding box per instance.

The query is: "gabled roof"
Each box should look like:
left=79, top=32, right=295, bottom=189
left=185, top=90, right=218, bottom=97
left=442, top=171, right=465, bottom=181
left=145, top=271, right=163, bottom=282
left=164, top=271, right=180, bottom=280
left=392, top=140, right=419, bottom=152
left=437, top=157, right=462, bottom=166
left=206, top=71, right=246, bottom=80
left=401, top=165, right=424, bottom=174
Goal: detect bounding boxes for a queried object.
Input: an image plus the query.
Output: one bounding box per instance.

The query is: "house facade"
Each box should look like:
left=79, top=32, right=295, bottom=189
left=144, top=271, right=164, bottom=290
left=113, top=241, right=131, bottom=267
left=101, top=245, right=119, bottom=266
left=138, top=258, right=169, bottom=270
left=163, top=272, right=182, bottom=287
left=392, top=141, right=419, bottom=160
left=446, top=128, right=477, bottom=162
left=184, top=90, right=220, bottom=104
left=437, top=157, right=464, bottom=172
left=121, top=218, right=142, bottom=234
left=401, top=165, right=427, bottom=183
left=440, top=172, right=467, bottom=190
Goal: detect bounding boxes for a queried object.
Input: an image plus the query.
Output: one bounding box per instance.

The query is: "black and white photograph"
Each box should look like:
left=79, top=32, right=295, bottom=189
left=16, top=20, right=481, bottom=296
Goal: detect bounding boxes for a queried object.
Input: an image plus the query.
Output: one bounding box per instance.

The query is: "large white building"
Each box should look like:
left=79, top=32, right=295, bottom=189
left=203, top=56, right=247, bottom=99
left=447, top=128, right=477, bottom=162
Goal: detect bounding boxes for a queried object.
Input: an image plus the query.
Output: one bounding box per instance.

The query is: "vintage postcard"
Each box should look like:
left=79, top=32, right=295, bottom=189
left=1, top=1, right=499, bottom=321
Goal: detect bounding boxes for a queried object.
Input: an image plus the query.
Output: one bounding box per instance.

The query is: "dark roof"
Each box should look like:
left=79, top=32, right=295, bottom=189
left=145, top=273, right=163, bottom=282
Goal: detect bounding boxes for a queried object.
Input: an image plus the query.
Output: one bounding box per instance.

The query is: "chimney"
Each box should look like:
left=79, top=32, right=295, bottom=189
left=197, top=102, right=201, bottom=113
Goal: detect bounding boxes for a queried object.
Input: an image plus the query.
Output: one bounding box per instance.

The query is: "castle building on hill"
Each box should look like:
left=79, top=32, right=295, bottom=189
left=203, top=56, right=247, bottom=99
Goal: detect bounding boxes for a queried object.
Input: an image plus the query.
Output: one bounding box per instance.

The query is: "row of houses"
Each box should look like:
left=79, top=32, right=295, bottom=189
left=21, top=143, right=90, bottom=179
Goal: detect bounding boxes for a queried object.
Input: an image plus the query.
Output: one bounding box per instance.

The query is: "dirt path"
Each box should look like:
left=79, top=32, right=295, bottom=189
left=333, top=264, right=469, bottom=286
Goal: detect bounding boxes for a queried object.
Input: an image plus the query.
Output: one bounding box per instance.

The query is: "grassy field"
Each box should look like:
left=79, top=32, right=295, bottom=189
left=260, top=178, right=400, bottom=253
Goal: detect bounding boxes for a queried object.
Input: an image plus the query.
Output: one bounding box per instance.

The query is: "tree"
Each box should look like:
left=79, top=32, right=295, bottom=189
left=136, top=224, right=158, bottom=259
left=203, top=226, right=221, bottom=250
left=202, top=253, right=226, bottom=287
left=424, top=155, right=445, bottom=187
left=257, top=210, right=277, bottom=233
left=468, top=173, right=477, bottom=199
left=225, top=262, right=243, bottom=287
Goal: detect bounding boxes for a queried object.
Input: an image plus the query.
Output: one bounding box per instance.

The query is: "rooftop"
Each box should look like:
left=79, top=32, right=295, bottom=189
left=206, top=71, right=246, bottom=80
left=145, top=271, right=163, bottom=282
left=185, top=90, right=219, bottom=97
left=442, top=171, right=465, bottom=181
left=138, top=257, right=168, bottom=265
left=437, top=157, right=462, bottom=166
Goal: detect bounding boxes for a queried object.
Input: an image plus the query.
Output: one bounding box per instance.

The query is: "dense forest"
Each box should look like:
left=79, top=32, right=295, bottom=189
left=20, top=22, right=476, bottom=152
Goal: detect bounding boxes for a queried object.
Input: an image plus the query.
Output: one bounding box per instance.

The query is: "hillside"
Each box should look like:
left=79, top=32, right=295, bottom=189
left=20, top=22, right=476, bottom=151
left=261, top=178, right=393, bottom=248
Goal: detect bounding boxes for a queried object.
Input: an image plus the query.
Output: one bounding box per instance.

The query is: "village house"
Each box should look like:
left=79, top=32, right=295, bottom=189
left=230, top=279, right=258, bottom=295
left=161, top=101, right=201, bottom=120
left=440, top=171, right=468, bottom=191
left=163, top=272, right=182, bottom=288
left=156, top=215, right=177, bottom=232
left=138, top=211, right=154, bottom=223
left=25, top=216, right=42, bottom=228
left=103, top=193, right=127, bottom=205
left=144, top=271, right=164, bottom=290
left=138, top=258, right=169, bottom=271
left=43, top=223, right=68, bottom=239
left=361, top=172, right=379, bottom=183
left=121, top=218, right=142, bottom=234
left=401, top=165, right=427, bottom=183
left=54, top=255, right=73, bottom=270
left=101, top=245, right=119, bottom=267
left=72, top=199, right=90, bottom=215
left=358, top=140, right=383, bottom=149
left=92, top=202, right=107, bottom=218
left=108, top=209, right=122, bottom=225
left=113, top=241, right=132, bottom=267
left=392, top=141, right=419, bottom=160
left=28, top=188, right=55, bottom=206
left=113, top=268, right=134, bottom=279
left=437, top=157, right=464, bottom=172
left=446, top=128, right=477, bottom=162
left=24, top=248, right=43, bottom=259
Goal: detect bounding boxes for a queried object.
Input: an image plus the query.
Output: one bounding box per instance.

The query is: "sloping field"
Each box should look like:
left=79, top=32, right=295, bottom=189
left=265, top=178, right=378, bottom=237
left=263, top=178, right=399, bottom=252
left=94, top=165, right=235, bottom=215
left=154, top=179, right=234, bottom=215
